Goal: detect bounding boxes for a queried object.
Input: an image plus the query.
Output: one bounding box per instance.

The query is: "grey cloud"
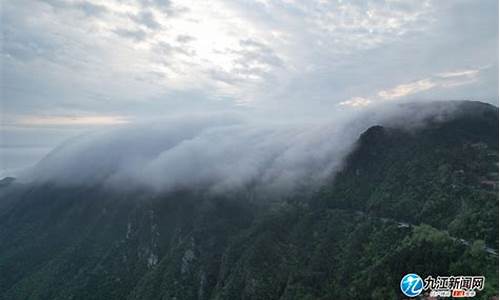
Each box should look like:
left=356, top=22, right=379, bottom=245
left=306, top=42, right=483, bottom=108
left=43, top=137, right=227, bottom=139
left=237, top=39, right=283, bottom=67
left=2, top=6, right=61, bottom=63
left=154, top=41, right=195, bottom=57
left=73, top=1, right=108, bottom=16
left=130, top=10, right=162, bottom=29
left=137, top=0, right=187, bottom=17
left=113, top=28, right=148, bottom=42
left=138, top=0, right=171, bottom=9
left=41, top=0, right=108, bottom=17
left=176, top=35, right=196, bottom=43
left=1, top=0, right=108, bottom=90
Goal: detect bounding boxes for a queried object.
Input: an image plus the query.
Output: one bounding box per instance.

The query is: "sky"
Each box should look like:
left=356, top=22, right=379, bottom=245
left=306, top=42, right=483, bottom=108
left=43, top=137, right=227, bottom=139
left=0, top=0, right=499, bottom=175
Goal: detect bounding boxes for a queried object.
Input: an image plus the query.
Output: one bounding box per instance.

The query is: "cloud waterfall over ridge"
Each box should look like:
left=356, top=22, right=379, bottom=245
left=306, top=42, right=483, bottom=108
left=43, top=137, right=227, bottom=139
left=25, top=102, right=464, bottom=194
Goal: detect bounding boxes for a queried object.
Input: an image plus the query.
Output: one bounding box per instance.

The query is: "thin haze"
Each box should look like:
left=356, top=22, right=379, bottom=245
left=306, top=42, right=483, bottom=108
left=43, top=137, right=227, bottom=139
left=0, top=0, right=498, bottom=176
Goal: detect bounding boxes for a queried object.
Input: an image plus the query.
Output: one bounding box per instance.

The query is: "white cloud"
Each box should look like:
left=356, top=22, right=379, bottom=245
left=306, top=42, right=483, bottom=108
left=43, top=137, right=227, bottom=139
left=378, top=79, right=436, bottom=100
left=25, top=102, right=466, bottom=194
left=437, top=69, right=480, bottom=78
left=339, top=97, right=372, bottom=107
left=339, top=66, right=486, bottom=107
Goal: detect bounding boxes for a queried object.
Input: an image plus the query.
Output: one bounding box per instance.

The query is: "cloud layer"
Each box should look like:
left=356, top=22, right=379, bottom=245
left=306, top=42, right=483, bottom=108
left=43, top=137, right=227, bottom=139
left=2, top=0, right=498, bottom=123
left=25, top=101, right=464, bottom=195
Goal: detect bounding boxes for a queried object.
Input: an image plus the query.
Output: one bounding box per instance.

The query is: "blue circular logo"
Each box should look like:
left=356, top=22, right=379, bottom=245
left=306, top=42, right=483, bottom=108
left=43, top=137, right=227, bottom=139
left=400, top=273, right=424, bottom=297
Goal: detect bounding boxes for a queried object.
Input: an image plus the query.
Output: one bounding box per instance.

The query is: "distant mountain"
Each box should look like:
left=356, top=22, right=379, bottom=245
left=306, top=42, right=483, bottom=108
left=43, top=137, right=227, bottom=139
left=0, top=101, right=498, bottom=300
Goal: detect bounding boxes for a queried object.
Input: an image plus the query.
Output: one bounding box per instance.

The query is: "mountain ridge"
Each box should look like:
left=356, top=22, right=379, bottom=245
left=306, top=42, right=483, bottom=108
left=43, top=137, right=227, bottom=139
left=0, top=100, right=498, bottom=299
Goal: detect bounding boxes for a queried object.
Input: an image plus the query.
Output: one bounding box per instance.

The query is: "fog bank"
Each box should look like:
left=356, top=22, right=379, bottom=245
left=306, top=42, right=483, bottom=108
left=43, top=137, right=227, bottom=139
left=23, top=101, right=467, bottom=194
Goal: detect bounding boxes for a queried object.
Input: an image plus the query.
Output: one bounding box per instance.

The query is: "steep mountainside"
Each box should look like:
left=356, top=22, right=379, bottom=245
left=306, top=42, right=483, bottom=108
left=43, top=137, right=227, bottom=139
left=0, top=101, right=498, bottom=300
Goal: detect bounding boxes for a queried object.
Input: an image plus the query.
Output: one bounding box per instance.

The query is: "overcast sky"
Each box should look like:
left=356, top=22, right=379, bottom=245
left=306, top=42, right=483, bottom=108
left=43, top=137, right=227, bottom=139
left=1, top=0, right=499, bottom=174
